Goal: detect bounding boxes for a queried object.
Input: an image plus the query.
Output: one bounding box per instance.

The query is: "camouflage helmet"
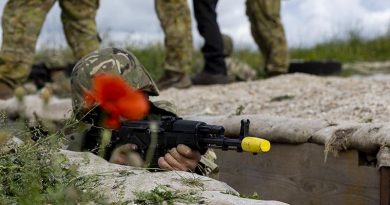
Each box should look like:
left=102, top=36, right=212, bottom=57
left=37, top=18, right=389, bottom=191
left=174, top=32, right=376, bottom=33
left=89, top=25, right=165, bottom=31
left=71, top=47, right=159, bottom=116
left=222, top=34, right=234, bottom=57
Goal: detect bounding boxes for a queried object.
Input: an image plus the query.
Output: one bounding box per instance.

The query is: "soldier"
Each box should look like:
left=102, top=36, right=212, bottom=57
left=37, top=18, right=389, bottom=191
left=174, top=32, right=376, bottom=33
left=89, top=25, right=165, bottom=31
left=246, top=0, right=289, bottom=76
left=155, top=0, right=193, bottom=90
left=71, top=47, right=218, bottom=176
left=0, top=0, right=100, bottom=99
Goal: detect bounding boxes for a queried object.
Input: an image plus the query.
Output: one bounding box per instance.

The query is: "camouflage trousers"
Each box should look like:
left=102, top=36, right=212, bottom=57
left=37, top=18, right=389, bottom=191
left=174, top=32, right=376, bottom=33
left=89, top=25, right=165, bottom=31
left=0, top=0, right=100, bottom=86
left=155, top=0, right=193, bottom=74
left=246, top=0, right=289, bottom=74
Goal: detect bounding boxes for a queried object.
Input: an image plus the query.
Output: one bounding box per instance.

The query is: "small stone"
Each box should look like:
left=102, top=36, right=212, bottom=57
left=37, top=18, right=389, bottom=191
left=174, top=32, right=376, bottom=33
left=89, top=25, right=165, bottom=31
left=14, top=86, right=26, bottom=101
left=40, top=87, right=52, bottom=104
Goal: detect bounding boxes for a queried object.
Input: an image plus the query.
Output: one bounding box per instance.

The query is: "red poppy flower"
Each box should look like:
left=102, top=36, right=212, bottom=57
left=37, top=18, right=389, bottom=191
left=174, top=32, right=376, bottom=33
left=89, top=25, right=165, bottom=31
left=83, top=73, right=149, bottom=129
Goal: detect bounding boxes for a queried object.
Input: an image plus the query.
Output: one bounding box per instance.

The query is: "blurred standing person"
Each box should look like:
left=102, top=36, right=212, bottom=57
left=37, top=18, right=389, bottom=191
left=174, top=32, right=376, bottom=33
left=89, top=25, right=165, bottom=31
left=0, top=0, right=100, bottom=99
left=155, top=0, right=193, bottom=90
left=246, top=0, right=289, bottom=76
left=191, top=0, right=230, bottom=85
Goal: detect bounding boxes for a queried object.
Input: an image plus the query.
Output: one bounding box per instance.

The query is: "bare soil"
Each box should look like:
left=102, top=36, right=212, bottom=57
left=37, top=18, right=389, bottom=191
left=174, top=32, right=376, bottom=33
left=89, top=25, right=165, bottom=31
left=154, top=73, right=390, bottom=123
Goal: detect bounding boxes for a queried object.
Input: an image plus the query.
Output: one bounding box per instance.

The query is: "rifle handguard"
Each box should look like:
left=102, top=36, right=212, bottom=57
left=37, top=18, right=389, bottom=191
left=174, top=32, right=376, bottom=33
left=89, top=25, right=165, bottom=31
left=241, top=137, right=271, bottom=154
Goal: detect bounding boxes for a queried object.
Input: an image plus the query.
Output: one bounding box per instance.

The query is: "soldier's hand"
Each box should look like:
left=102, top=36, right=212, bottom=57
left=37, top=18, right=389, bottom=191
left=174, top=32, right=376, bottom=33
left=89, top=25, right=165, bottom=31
left=158, top=144, right=201, bottom=171
left=109, top=144, right=144, bottom=167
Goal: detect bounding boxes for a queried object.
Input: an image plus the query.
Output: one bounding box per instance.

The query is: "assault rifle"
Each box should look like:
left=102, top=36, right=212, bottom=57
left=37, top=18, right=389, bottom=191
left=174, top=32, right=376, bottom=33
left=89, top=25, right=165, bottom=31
left=109, top=116, right=270, bottom=167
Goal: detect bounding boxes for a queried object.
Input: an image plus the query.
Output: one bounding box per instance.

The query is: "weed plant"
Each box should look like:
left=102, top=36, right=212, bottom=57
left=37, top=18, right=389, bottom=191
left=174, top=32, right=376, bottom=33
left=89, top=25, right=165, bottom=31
left=134, top=185, right=202, bottom=205
left=0, top=114, right=106, bottom=204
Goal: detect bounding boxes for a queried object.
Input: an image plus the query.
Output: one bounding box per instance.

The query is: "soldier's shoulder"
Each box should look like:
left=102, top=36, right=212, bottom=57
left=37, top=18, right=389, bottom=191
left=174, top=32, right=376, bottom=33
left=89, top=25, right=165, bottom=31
left=151, top=100, right=178, bottom=116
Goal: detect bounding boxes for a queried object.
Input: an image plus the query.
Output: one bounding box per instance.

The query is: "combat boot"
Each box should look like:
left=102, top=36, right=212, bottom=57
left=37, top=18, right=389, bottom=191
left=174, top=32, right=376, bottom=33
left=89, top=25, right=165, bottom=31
left=0, top=81, right=14, bottom=100
left=265, top=65, right=288, bottom=78
left=156, top=70, right=192, bottom=90
left=191, top=71, right=230, bottom=85
left=266, top=70, right=286, bottom=78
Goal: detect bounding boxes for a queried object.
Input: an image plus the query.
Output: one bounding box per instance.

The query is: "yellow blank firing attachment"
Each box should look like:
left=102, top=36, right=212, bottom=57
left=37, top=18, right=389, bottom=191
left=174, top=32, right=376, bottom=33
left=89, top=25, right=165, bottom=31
left=241, top=137, right=271, bottom=154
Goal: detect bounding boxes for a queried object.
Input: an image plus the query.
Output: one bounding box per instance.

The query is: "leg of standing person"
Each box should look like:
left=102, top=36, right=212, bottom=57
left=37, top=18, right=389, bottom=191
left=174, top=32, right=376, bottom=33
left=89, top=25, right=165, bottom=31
left=0, top=0, right=56, bottom=99
left=191, top=0, right=229, bottom=85
left=59, top=0, right=100, bottom=60
left=246, top=0, right=289, bottom=76
left=43, top=0, right=100, bottom=97
left=155, top=0, right=193, bottom=90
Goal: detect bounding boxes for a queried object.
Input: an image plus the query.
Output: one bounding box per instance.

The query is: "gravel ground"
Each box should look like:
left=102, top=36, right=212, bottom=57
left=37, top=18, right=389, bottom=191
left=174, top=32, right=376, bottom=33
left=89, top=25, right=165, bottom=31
left=153, top=73, right=390, bottom=123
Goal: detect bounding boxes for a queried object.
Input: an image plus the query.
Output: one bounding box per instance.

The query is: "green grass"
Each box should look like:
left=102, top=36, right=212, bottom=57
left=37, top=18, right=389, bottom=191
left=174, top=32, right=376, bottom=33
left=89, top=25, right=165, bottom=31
left=233, top=31, right=390, bottom=77
left=290, top=31, right=390, bottom=62
left=221, top=190, right=260, bottom=200
left=125, top=44, right=206, bottom=80
left=134, top=185, right=202, bottom=205
left=34, top=31, right=390, bottom=80
left=126, top=44, right=166, bottom=80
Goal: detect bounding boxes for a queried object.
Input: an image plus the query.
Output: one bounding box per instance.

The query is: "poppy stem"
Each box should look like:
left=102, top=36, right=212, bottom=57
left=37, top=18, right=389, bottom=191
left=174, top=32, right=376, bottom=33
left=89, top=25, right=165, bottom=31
left=143, top=121, right=158, bottom=168
left=98, top=128, right=112, bottom=158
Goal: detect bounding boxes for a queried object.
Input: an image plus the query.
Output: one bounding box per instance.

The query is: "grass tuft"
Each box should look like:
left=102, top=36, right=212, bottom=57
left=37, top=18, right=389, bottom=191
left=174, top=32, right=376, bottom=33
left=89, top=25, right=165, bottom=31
left=0, top=114, right=107, bottom=204
left=134, top=185, right=203, bottom=205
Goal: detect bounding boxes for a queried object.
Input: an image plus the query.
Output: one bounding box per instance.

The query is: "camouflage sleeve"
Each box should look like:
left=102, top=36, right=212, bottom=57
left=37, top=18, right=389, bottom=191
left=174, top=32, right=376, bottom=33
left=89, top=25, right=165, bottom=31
left=197, top=149, right=220, bottom=180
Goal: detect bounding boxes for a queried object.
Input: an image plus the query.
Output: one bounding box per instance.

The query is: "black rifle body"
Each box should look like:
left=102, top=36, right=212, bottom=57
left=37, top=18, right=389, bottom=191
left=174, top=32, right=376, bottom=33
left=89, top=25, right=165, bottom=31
left=110, top=116, right=245, bottom=167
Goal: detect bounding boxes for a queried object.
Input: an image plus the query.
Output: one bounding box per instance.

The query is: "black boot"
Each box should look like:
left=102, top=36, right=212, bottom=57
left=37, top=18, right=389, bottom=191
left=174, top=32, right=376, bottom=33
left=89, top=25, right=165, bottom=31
left=191, top=71, right=230, bottom=85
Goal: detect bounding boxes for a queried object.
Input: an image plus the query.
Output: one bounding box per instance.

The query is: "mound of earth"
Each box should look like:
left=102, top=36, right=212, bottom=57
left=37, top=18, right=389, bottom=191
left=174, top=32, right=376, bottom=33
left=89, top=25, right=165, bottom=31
left=1, top=73, right=389, bottom=125
left=154, top=73, right=390, bottom=123
left=62, top=150, right=286, bottom=205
